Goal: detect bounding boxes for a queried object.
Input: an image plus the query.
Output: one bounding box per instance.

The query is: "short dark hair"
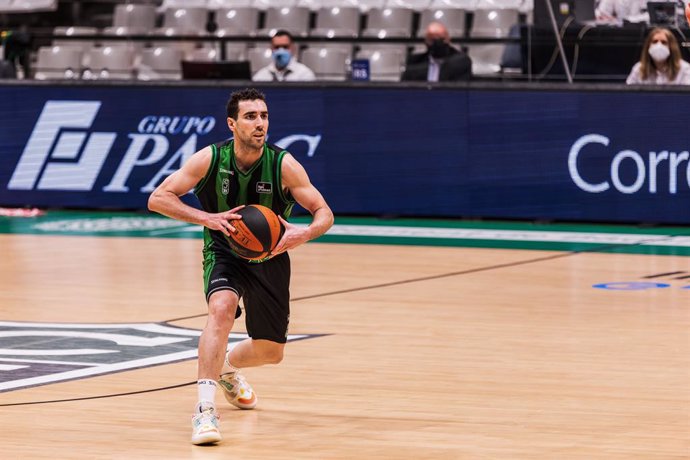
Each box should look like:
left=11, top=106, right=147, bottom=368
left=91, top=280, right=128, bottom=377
left=226, top=88, right=266, bottom=119
left=272, top=29, right=293, bottom=42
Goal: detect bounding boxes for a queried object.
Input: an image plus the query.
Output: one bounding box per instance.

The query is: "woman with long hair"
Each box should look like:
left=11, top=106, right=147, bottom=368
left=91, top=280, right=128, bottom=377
left=626, top=27, right=690, bottom=85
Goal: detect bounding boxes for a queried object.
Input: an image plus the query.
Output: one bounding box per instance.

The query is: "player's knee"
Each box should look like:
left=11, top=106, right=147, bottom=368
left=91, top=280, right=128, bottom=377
left=207, top=298, right=237, bottom=330
left=263, top=344, right=284, bottom=364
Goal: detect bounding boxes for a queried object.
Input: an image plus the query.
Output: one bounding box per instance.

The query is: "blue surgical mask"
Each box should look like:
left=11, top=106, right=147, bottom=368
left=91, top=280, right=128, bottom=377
left=272, top=48, right=292, bottom=70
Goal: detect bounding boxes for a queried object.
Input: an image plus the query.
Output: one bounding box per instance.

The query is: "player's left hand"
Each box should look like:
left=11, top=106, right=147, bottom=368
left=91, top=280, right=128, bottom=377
left=271, top=215, right=310, bottom=256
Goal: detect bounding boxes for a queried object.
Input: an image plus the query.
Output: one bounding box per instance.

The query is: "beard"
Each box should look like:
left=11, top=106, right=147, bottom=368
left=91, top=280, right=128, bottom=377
left=236, top=130, right=265, bottom=150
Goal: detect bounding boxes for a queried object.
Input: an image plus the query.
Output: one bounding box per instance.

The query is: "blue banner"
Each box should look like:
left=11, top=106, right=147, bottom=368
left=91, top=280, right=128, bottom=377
left=0, top=85, right=688, bottom=224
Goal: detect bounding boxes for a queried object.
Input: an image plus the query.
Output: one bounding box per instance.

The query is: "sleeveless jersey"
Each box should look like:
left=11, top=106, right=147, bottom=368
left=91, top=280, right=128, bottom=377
left=194, top=139, right=295, bottom=262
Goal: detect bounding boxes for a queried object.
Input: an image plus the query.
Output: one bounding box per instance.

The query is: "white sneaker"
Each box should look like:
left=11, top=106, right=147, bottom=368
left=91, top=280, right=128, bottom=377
left=191, top=405, right=221, bottom=445
left=218, top=371, right=258, bottom=410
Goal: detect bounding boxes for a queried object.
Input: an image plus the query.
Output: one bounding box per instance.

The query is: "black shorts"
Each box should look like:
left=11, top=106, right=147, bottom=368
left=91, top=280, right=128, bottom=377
left=204, top=252, right=291, bottom=344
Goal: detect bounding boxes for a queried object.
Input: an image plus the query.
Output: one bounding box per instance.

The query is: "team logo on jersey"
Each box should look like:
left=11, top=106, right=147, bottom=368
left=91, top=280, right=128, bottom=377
left=222, top=178, right=230, bottom=195
left=256, top=182, right=272, bottom=194
left=0, top=321, right=319, bottom=393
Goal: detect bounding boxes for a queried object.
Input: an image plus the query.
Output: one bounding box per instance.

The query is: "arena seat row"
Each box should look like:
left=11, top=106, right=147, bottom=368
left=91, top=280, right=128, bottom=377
left=64, top=5, right=521, bottom=40
left=33, top=41, right=512, bottom=82
left=158, top=0, right=531, bottom=12
left=0, top=0, right=55, bottom=13
left=33, top=1, right=521, bottom=82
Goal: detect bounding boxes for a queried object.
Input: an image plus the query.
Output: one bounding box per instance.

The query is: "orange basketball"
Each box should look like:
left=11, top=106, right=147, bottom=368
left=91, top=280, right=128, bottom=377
left=226, top=204, right=284, bottom=260
left=686, top=2, right=690, bottom=25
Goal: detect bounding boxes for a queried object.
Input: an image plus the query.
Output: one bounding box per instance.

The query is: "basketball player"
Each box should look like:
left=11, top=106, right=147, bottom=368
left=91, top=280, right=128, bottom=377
left=148, top=88, right=334, bottom=445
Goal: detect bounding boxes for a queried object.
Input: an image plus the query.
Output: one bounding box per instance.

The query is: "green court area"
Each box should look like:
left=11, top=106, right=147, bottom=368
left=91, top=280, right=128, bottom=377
left=1, top=210, right=689, bottom=256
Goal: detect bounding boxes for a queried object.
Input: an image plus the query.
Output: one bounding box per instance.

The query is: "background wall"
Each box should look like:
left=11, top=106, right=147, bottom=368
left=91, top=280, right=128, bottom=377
left=1, top=83, right=688, bottom=224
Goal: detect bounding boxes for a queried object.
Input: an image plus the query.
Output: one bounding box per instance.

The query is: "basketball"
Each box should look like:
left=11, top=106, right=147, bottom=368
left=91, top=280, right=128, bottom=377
left=686, top=2, right=690, bottom=25
left=226, top=204, right=284, bottom=260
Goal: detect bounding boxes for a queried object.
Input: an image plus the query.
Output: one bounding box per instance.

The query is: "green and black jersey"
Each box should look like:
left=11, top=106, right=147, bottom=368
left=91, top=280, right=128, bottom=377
left=195, top=139, right=295, bottom=262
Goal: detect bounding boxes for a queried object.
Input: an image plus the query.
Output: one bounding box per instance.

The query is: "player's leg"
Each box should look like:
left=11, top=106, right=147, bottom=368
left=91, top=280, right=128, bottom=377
left=228, top=338, right=285, bottom=367
left=192, top=255, right=245, bottom=445
left=219, top=252, right=291, bottom=410
left=199, top=289, right=240, bottom=381
left=192, top=289, right=240, bottom=445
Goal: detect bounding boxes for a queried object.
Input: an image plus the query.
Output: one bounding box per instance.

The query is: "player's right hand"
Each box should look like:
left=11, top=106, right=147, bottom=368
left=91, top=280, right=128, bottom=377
left=205, top=205, right=244, bottom=236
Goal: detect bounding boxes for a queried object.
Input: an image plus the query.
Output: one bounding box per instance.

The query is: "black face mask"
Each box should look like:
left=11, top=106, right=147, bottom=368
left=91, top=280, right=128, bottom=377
left=427, top=39, right=451, bottom=59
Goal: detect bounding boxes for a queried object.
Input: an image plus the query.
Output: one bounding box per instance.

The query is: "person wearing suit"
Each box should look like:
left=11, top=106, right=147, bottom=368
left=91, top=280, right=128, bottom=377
left=401, top=21, right=472, bottom=82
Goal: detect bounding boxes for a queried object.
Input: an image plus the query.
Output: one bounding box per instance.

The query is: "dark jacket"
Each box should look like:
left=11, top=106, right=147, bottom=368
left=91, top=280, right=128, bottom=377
left=401, top=47, right=472, bottom=82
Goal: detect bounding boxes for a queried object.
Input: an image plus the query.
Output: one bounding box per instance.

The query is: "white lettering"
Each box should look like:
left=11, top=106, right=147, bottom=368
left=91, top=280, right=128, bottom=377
left=648, top=151, right=668, bottom=193
left=274, top=134, right=322, bottom=158
left=136, top=116, right=215, bottom=135
left=568, top=134, right=610, bottom=193
left=137, top=116, right=156, bottom=134
left=103, top=134, right=169, bottom=192
left=669, top=151, right=689, bottom=194
left=140, top=135, right=198, bottom=192
left=569, top=134, right=690, bottom=195
left=611, top=150, right=645, bottom=194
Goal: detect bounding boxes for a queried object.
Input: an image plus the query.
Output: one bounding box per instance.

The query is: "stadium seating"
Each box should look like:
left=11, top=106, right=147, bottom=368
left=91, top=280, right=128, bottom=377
left=311, top=6, right=361, bottom=38
left=301, top=47, right=349, bottom=80
left=471, top=8, right=519, bottom=37
left=259, top=7, right=312, bottom=37
left=362, top=8, right=415, bottom=37
left=354, top=48, right=404, bottom=80
left=215, top=7, right=260, bottom=35
left=247, top=47, right=274, bottom=74
left=112, top=4, right=157, bottom=30
left=52, top=26, right=99, bottom=53
left=138, top=47, right=184, bottom=80
left=34, top=45, right=81, bottom=79
left=163, top=7, right=210, bottom=32
left=82, top=46, right=135, bottom=80
left=23, top=0, right=532, bottom=81
left=417, top=8, right=466, bottom=37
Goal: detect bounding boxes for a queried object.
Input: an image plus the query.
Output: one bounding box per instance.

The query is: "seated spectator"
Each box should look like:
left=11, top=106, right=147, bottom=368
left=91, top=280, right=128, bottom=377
left=252, top=30, right=315, bottom=82
left=596, top=0, right=648, bottom=23
left=401, top=21, right=471, bottom=82
left=626, top=27, right=690, bottom=85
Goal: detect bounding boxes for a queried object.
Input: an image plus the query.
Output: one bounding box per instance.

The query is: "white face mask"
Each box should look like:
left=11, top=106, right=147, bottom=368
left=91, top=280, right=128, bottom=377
left=648, top=42, right=670, bottom=63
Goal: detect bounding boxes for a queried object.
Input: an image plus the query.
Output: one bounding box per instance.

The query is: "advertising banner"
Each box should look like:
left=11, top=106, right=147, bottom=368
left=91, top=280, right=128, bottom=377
left=0, top=85, right=688, bottom=224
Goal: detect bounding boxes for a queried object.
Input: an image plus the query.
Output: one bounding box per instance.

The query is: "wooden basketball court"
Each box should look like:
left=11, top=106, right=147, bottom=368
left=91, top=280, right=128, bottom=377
left=0, top=214, right=688, bottom=458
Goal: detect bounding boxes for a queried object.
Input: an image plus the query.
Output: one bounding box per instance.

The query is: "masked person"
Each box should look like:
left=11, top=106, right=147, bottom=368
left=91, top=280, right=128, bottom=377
left=401, top=21, right=471, bottom=82
left=252, top=30, right=316, bottom=82
left=626, top=27, right=690, bottom=85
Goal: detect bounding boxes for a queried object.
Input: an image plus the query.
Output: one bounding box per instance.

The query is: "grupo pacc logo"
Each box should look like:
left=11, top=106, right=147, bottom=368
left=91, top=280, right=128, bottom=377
left=568, top=134, right=690, bottom=195
left=8, top=100, right=322, bottom=194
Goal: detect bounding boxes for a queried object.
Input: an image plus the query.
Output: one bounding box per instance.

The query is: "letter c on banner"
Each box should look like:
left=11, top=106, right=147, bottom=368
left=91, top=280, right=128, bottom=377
left=568, top=134, right=610, bottom=193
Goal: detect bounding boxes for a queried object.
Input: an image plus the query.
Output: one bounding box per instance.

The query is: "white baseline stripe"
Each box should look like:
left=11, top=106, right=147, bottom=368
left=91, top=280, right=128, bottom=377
left=326, top=225, right=681, bottom=246
left=145, top=223, right=684, bottom=246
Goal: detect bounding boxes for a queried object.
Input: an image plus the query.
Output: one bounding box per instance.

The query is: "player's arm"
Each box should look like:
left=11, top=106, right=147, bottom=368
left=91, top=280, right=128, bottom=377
left=273, top=153, right=334, bottom=254
left=148, top=146, right=243, bottom=237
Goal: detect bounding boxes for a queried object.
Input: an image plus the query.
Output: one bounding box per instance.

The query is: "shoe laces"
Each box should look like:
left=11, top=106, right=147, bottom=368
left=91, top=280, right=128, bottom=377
left=222, top=371, right=251, bottom=397
left=193, top=407, right=220, bottom=424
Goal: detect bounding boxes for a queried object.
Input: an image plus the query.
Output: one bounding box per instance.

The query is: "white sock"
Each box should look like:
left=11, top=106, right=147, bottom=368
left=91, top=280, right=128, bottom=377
left=197, top=379, right=217, bottom=411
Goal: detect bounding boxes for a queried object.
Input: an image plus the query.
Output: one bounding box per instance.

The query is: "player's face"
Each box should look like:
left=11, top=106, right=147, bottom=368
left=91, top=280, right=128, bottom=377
left=229, top=99, right=269, bottom=150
